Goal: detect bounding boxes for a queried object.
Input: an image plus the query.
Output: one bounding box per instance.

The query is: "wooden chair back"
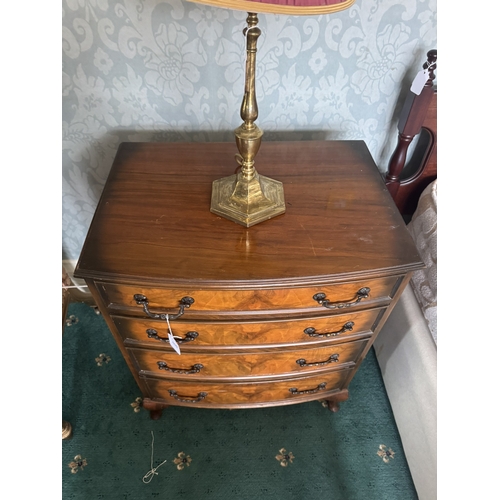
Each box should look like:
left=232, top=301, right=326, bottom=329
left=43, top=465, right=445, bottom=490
left=385, top=49, right=437, bottom=218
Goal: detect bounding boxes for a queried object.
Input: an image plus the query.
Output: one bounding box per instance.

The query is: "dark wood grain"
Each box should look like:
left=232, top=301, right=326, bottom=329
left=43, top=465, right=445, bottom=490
left=393, top=91, right=437, bottom=216
left=111, top=307, right=383, bottom=347
left=385, top=49, right=437, bottom=217
left=142, top=368, right=353, bottom=408
left=128, top=338, right=366, bottom=380
left=75, top=140, right=423, bottom=416
left=74, top=141, right=423, bottom=286
left=98, top=275, right=399, bottom=314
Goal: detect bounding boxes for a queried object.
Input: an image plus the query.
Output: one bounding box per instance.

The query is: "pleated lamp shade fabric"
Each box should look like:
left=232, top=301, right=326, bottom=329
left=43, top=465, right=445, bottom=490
left=187, top=0, right=355, bottom=15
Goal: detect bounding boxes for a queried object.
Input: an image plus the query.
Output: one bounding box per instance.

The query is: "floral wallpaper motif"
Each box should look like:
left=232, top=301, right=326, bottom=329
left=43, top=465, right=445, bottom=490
left=62, top=0, right=437, bottom=262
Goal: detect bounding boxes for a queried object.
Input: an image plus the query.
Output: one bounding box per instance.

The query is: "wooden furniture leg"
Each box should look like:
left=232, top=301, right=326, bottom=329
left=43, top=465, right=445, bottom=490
left=73, top=141, right=423, bottom=420
left=324, top=390, right=349, bottom=413
left=143, top=398, right=169, bottom=420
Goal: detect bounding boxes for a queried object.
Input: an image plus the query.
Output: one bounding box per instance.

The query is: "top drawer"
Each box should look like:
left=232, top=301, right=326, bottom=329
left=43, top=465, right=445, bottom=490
left=96, top=276, right=402, bottom=318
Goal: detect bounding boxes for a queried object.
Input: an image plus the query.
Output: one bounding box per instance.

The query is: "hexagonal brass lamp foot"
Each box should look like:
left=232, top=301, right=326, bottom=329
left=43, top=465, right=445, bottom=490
left=211, top=172, right=285, bottom=227
left=210, top=12, right=285, bottom=227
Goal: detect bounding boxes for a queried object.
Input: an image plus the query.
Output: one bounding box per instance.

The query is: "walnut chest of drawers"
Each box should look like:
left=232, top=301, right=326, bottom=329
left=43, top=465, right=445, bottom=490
left=74, top=140, right=423, bottom=419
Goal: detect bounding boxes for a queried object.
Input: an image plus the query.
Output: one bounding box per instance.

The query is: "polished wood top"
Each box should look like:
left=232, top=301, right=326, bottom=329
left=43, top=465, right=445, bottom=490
left=74, top=141, right=423, bottom=286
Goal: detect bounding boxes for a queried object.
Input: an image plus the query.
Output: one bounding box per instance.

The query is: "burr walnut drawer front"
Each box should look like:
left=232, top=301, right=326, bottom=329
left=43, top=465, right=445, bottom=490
left=97, top=277, right=401, bottom=317
left=111, top=307, right=384, bottom=347
left=128, top=338, right=367, bottom=380
left=142, top=369, right=354, bottom=408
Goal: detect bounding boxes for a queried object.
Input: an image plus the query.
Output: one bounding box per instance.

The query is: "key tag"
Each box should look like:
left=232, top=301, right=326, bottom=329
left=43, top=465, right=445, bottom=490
left=410, top=68, right=429, bottom=96
left=410, top=60, right=436, bottom=96
left=166, top=315, right=181, bottom=355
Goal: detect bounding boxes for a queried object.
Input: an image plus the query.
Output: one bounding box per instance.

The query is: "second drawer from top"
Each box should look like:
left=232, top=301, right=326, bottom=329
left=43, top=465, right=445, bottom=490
left=112, top=307, right=385, bottom=348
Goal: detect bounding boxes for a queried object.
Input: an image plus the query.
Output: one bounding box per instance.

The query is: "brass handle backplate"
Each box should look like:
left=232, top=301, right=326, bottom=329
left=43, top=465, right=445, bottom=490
left=133, top=294, right=194, bottom=320
left=157, top=361, right=203, bottom=374
left=146, top=328, right=199, bottom=344
left=168, top=390, right=207, bottom=403
left=289, top=382, right=327, bottom=396
left=304, top=321, right=354, bottom=338
left=313, top=288, right=370, bottom=310
left=296, top=354, right=339, bottom=367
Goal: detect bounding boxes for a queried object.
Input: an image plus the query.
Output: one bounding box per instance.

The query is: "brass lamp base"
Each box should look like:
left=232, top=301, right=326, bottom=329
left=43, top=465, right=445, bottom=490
left=62, top=419, right=73, bottom=440
left=210, top=172, right=285, bottom=227
left=210, top=12, right=286, bottom=228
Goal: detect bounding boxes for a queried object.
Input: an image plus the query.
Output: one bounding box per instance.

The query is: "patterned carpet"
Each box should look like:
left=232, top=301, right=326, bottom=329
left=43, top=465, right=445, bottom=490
left=62, top=302, right=418, bottom=499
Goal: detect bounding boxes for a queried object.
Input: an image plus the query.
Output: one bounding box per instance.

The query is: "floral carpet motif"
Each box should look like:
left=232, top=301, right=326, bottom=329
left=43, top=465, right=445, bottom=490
left=275, top=448, right=295, bottom=467
left=62, top=303, right=417, bottom=499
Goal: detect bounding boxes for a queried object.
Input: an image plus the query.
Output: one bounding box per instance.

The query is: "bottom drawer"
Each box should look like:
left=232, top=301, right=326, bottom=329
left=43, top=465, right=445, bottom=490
left=142, top=369, right=353, bottom=409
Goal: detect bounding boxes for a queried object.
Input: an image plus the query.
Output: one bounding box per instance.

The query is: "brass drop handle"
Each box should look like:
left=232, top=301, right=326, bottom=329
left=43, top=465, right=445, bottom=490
left=157, top=361, right=203, bottom=374
left=146, top=328, right=199, bottom=344
left=168, top=390, right=207, bottom=403
left=134, top=294, right=194, bottom=320
left=303, top=321, right=354, bottom=338
left=289, top=382, right=327, bottom=396
left=313, top=288, right=370, bottom=309
left=296, top=354, right=339, bottom=367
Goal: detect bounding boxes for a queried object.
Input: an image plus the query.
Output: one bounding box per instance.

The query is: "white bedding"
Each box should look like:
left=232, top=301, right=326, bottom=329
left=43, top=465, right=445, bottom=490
left=407, top=180, right=437, bottom=343
left=373, top=179, right=438, bottom=499
left=374, top=286, right=437, bottom=500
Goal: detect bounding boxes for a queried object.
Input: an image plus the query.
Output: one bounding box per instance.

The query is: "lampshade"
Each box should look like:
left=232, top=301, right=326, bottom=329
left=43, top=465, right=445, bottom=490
left=187, top=0, right=355, bottom=15
left=187, top=0, right=356, bottom=227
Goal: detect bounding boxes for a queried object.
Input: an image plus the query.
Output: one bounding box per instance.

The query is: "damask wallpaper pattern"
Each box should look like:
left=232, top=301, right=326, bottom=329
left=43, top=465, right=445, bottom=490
left=62, top=0, right=437, bottom=262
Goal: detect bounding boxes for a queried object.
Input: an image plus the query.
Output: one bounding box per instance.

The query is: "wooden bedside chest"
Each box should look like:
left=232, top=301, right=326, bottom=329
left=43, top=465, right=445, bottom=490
left=74, top=141, right=423, bottom=419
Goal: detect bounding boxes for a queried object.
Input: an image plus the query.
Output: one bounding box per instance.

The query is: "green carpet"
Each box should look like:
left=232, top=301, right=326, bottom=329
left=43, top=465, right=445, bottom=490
left=62, top=302, right=417, bottom=499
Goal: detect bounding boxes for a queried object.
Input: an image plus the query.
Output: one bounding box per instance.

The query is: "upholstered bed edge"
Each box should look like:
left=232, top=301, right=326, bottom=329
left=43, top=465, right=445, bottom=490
left=373, top=285, right=437, bottom=500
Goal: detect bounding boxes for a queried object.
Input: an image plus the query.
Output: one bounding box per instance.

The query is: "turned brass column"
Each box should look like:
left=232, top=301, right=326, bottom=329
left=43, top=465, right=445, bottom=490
left=210, top=13, right=286, bottom=227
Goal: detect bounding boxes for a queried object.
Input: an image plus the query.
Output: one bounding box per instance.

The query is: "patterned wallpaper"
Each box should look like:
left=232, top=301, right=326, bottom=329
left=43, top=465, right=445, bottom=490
left=62, top=0, right=437, bottom=263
